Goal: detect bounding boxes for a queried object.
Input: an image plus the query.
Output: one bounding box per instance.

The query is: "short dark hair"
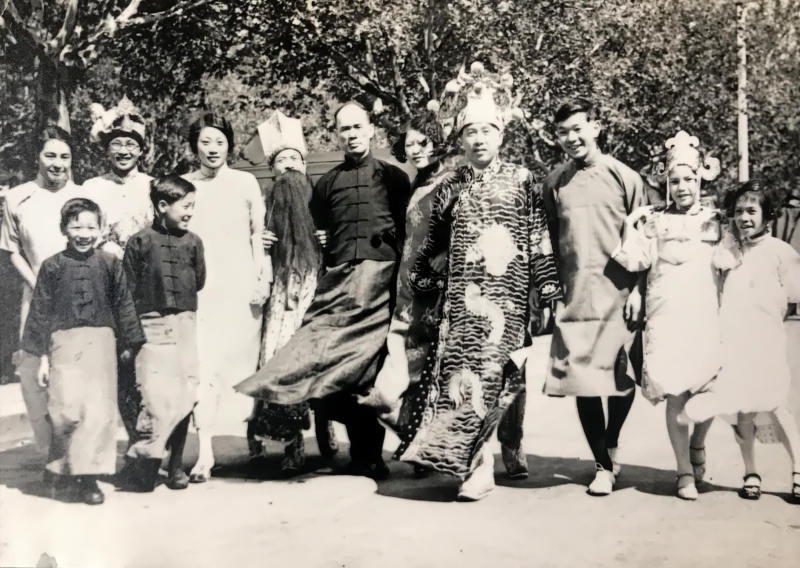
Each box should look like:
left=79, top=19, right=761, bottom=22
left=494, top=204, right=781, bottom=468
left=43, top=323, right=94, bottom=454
left=60, top=198, right=101, bottom=232
left=724, top=179, right=782, bottom=222
left=333, top=101, right=371, bottom=127
left=150, top=175, right=196, bottom=209
left=391, top=113, right=443, bottom=163
left=554, top=97, right=600, bottom=124
left=188, top=112, right=234, bottom=154
left=38, top=125, right=73, bottom=153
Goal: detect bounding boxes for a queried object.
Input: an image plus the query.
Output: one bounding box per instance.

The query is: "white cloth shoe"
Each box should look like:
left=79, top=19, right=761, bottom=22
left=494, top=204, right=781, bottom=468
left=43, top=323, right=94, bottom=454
left=587, top=463, right=616, bottom=496
left=457, top=447, right=496, bottom=501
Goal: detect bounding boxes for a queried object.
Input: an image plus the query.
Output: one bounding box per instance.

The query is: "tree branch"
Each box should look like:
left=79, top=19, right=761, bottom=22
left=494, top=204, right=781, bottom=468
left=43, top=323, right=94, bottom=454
left=119, top=0, right=214, bottom=27
left=46, top=0, right=78, bottom=56
left=388, top=43, right=411, bottom=116
left=72, top=0, right=214, bottom=68
left=118, top=0, right=143, bottom=23
left=1, top=0, right=45, bottom=50
left=324, top=43, right=402, bottom=107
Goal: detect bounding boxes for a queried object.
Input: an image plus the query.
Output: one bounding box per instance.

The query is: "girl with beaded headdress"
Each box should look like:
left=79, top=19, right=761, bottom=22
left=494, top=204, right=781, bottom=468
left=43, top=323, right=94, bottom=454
left=684, top=180, right=800, bottom=504
left=612, top=130, right=722, bottom=500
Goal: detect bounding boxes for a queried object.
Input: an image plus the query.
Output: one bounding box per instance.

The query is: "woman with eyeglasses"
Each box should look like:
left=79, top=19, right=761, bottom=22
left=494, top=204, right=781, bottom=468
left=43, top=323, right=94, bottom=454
left=83, top=96, right=154, bottom=255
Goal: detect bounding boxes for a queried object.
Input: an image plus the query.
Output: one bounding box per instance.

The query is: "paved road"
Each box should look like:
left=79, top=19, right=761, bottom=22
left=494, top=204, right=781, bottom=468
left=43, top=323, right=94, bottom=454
left=1, top=337, right=799, bottom=568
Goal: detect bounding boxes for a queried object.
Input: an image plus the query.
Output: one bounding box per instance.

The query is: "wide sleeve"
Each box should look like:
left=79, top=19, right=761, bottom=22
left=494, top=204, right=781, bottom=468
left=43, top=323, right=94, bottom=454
left=310, top=174, right=331, bottom=231
left=408, top=176, right=457, bottom=293
left=778, top=240, right=800, bottom=303
left=612, top=211, right=656, bottom=272
left=20, top=260, right=54, bottom=356
left=246, top=174, right=270, bottom=304
left=386, top=164, right=411, bottom=251
left=194, top=234, right=207, bottom=292
left=122, top=234, right=142, bottom=302
left=624, top=169, right=646, bottom=213
left=541, top=177, right=560, bottom=262
left=526, top=173, right=562, bottom=302
left=0, top=193, right=21, bottom=255
left=110, top=257, right=145, bottom=351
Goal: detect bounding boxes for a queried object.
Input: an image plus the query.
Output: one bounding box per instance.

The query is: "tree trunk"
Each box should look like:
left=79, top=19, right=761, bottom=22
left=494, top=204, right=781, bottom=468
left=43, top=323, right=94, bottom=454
left=36, top=53, right=71, bottom=133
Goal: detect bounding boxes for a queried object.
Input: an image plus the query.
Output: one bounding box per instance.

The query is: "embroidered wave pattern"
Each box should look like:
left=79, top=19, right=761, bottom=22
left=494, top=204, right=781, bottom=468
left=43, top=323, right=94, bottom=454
left=399, top=162, right=559, bottom=477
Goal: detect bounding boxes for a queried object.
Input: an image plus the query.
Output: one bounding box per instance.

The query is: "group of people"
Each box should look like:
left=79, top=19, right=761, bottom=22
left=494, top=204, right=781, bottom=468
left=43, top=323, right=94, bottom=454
left=2, top=66, right=800, bottom=507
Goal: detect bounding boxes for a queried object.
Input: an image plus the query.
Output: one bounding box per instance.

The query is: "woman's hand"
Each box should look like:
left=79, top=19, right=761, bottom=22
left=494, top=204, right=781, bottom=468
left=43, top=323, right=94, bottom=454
left=119, top=348, right=133, bottom=364
left=315, top=230, right=329, bottom=249
left=37, top=355, right=49, bottom=389
left=262, top=230, right=278, bottom=252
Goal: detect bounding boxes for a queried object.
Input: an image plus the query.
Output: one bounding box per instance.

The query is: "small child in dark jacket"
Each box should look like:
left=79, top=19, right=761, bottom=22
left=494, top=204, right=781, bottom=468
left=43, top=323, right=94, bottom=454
left=22, top=197, right=145, bottom=505
left=120, top=175, right=206, bottom=491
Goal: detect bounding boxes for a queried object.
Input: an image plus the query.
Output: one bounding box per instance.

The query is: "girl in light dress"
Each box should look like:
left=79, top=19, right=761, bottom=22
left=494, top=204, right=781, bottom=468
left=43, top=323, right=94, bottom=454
left=613, top=131, right=721, bottom=500
left=685, top=180, right=800, bottom=503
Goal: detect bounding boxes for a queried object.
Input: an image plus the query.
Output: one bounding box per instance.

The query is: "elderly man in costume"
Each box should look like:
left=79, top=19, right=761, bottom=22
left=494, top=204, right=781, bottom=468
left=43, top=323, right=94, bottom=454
left=243, top=111, right=337, bottom=475
left=237, top=101, right=410, bottom=479
left=395, top=64, right=562, bottom=500
left=82, top=96, right=154, bottom=443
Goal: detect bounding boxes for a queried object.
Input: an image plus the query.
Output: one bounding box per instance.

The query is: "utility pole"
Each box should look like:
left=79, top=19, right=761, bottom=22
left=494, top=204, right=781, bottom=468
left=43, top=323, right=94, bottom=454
left=737, top=2, right=760, bottom=183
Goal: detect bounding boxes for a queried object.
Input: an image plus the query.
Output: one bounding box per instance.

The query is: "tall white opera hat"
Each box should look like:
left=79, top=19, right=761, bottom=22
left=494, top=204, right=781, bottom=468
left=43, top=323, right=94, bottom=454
left=257, top=110, right=308, bottom=165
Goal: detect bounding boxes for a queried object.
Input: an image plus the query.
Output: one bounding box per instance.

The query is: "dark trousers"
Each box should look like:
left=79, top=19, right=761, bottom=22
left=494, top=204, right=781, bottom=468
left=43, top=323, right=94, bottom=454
left=497, top=389, right=526, bottom=449
left=166, top=414, right=191, bottom=473
left=314, top=392, right=385, bottom=464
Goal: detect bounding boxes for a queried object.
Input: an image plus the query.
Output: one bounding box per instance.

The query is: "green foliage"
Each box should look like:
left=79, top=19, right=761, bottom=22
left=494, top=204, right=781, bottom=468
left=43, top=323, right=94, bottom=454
left=1, top=0, right=798, bottom=200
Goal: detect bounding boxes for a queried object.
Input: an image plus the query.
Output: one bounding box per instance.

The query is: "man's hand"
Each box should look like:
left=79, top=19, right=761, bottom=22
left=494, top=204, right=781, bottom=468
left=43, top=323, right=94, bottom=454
left=537, top=306, right=552, bottom=335
left=119, top=348, right=133, bottom=364
left=624, top=287, right=644, bottom=330
left=262, top=230, right=278, bottom=252
left=429, top=252, right=448, bottom=273
left=37, top=355, right=49, bottom=389
left=315, top=230, right=329, bottom=249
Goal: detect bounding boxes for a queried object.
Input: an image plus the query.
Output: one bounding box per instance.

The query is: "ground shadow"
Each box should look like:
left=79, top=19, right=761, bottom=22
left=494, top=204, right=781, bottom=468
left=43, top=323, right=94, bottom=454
left=377, top=452, right=741, bottom=502
left=1, top=442, right=788, bottom=504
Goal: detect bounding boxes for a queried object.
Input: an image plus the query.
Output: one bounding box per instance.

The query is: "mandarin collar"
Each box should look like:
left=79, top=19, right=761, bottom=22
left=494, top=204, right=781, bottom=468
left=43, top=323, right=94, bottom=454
left=63, top=246, right=96, bottom=261
left=151, top=219, right=188, bottom=237
left=343, top=151, right=373, bottom=168
left=414, top=160, right=442, bottom=187
left=468, top=157, right=502, bottom=181
left=105, top=169, right=143, bottom=185
left=740, top=227, right=770, bottom=247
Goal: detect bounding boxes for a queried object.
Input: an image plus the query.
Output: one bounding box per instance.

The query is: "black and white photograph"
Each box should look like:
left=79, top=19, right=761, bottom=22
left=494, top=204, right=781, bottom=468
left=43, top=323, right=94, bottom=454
left=1, top=1, right=799, bottom=567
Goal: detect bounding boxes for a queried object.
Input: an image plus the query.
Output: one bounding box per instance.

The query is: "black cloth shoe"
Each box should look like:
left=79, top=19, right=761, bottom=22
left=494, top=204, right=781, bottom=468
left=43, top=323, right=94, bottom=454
left=315, top=419, right=339, bottom=460
left=118, top=458, right=161, bottom=492
left=345, top=458, right=390, bottom=481
left=166, top=469, right=190, bottom=490
left=77, top=477, right=105, bottom=505
left=42, top=469, right=71, bottom=500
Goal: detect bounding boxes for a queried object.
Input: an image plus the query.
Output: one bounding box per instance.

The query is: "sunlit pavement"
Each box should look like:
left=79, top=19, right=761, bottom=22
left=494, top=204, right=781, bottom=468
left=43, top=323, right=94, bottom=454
left=2, top=334, right=799, bottom=568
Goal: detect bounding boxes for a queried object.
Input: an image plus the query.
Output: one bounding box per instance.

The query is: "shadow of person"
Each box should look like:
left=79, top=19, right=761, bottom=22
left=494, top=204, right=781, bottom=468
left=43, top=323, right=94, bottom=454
left=377, top=452, right=740, bottom=502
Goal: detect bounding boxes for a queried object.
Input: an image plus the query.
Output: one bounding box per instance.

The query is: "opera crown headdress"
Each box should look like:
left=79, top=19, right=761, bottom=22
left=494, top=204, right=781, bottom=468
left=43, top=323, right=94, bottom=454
left=427, top=61, right=525, bottom=138
left=649, top=130, right=721, bottom=205
left=89, top=95, right=147, bottom=147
